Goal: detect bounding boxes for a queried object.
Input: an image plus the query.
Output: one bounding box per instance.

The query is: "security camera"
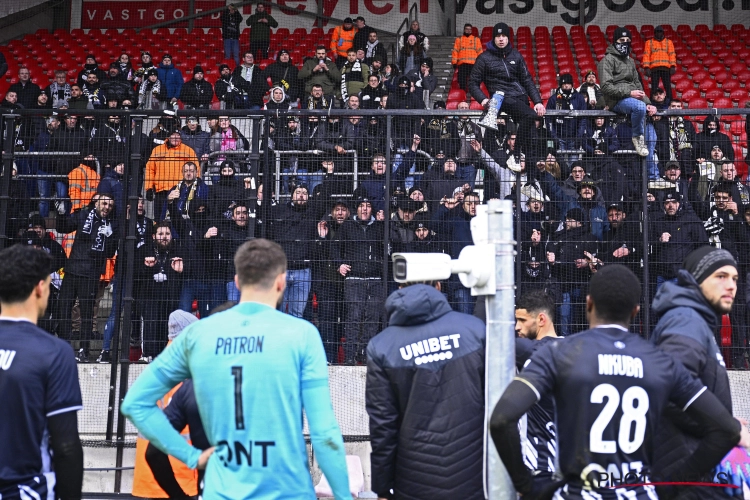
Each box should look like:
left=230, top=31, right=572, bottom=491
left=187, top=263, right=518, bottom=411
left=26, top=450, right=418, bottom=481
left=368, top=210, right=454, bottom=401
left=392, top=253, right=452, bottom=283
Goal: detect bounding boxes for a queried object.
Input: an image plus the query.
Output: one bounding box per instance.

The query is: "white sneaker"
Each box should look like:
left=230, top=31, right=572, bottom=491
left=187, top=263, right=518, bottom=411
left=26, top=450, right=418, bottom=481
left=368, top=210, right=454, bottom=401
left=632, top=136, right=648, bottom=157
left=137, top=356, right=152, bottom=364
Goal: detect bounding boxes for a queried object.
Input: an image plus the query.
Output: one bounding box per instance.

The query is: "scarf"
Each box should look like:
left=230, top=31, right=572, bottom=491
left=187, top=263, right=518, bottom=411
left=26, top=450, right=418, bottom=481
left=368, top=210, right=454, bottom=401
left=82, top=84, right=102, bottom=108
left=81, top=209, right=112, bottom=252
left=669, top=118, right=691, bottom=161
left=341, top=60, right=363, bottom=101
left=221, top=128, right=237, bottom=152
left=139, top=79, right=161, bottom=109
left=366, top=41, right=379, bottom=59
left=49, top=82, right=72, bottom=108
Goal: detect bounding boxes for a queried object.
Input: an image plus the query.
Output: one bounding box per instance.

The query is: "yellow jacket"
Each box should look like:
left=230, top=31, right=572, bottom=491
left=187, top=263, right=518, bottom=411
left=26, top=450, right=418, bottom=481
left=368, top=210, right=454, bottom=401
left=643, top=38, right=676, bottom=69
left=452, top=35, right=483, bottom=66
left=330, top=25, right=357, bottom=58
left=144, top=143, right=199, bottom=193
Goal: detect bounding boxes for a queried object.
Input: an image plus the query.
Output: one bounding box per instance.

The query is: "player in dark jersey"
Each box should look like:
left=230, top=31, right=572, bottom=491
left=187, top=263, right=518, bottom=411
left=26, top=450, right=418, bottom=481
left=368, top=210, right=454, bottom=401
left=491, top=265, right=748, bottom=500
left=515, top=290, right=560, bottom=481
left=0, top=245, right=83, bottom=500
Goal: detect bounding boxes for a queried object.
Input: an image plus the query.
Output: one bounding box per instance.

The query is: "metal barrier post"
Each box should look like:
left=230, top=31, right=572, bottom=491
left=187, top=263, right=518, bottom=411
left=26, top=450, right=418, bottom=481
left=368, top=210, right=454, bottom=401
left=274, top=150, right=281, bottom=201
left=0, top=114, right=16, bottom=250
left=113, top=114, right=145, bottom=493
left=384, top=116, right=393, bottom=284
left=642, top=155, right=650, bottom=338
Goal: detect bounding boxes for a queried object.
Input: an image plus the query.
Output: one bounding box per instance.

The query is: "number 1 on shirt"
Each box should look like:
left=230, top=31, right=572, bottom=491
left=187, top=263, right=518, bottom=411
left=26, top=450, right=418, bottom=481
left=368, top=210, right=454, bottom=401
left=232, top=366, right=245, bottom=430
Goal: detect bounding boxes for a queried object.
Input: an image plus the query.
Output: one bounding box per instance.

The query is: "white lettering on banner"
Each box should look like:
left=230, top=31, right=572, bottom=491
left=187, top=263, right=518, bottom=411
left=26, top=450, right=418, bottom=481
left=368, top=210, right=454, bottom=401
left=456, top=0, right=749, bottom=27
left=400, top=334, right=461, bottom=365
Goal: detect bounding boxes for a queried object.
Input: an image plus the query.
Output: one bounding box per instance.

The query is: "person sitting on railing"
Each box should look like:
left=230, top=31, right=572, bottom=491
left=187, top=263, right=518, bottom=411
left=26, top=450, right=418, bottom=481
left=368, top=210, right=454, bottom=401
left=359, top=74, right=386, bottom=110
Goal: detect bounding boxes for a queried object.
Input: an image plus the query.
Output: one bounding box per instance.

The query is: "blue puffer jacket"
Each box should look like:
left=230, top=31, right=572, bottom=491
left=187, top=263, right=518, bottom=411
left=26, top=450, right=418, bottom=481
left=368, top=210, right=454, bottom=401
left=157, top=63, right=184, bottom=100
left=366, top=284, right=486, bottom=500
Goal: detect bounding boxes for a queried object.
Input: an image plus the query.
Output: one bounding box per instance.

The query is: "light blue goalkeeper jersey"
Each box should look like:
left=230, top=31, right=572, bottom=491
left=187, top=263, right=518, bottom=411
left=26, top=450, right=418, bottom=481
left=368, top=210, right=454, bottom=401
left=121, top=302, right=350, bottom=500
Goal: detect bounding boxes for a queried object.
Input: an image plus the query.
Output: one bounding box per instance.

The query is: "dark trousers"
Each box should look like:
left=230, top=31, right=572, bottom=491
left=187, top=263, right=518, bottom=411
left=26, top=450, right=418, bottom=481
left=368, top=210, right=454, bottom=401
left=249, top=39, right=270, bottom=60
left=457, top=64, right=473, bottom=91
left=650, top=68, right=672, bottom=99
left=58, top=272, right=99, bottom=353
left=499, top=96, right=544, bottom=167
left=318, top=279, right=346, bottom=363
left=142, top=290, right=179, bottom=357
left=342, top=279, right=384, bottom=364
left=153, top=190, right=169, bottom=221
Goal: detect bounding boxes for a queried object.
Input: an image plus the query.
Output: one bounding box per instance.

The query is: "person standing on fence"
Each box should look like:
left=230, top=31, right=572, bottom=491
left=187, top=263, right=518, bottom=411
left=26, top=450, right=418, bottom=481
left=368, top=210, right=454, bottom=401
left=452, top=24, right=482, bottom=92
left=366, top=281, right=486, bottom=500
left=468, top=23, right=545, bottom=167
left=643, top=25, right=676, bottom=101
left=220, top=3, right=243, bottom=66
left=598, top=27, right=657, bottom=158
left=0, top=245, right=84, bottom=500
left=121, top=238, right=351, bottom=499
left=55, top=187, right=118, bottom=363
left=650, top=247, right=749, bottom=499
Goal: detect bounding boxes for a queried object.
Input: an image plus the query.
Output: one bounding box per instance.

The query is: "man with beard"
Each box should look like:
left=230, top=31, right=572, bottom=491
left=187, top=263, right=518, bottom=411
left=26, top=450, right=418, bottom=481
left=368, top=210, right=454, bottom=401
left=452, top=24, right=482, bottom=91
left=55, top=188, right=119, bottom=361
left=541, top=173, right=609, bottom=241
left=99, top=196, right=152, bottom=363
left=100, top=63, right=136, bottom=107
left=138, top=222, right=186, bottom=362
left=25, top=214, right=67, bottom=334
left=422, top=156, right=470, bottom=215
left=263, top=49, right=299, bottom=102
left=390, top=196, right=420, bottom=255
left=66, top=84, right=89, bottom=110
left=231, top=52, right=268, bottom=110
left=468, top=23, right=544, bottom=166
left=576, top=69, right=603, bottom=109
left=357, top=151, right=412, bottom=213
left=388, top=76, right=426, bottom=148
left=76, top=54, right=106, bottom=88
left=600, top=202, right=641, bottom=273
left=650, top=247, right=746, bottom=499
left=340, top=48, right=369, bottom=104
left=48, top=114, right=89, bottom=210
left=92, top=114, right=128, bottom=169
left=179, top=116, right=210, bottom=162
left=516, top=240, right=558, bottom=302
left=268, top=185, right=317, bottom=318
left=402, top=218, right=447, bottom=254
left=453, top=101, right=483, bottom=186
left=314, top=199, right=351, bottom=362
left=145, top=132, right=200, bottom=220
left=546, top=73, right=586, bottom=155
left=81, top=70, right=104, bottom=109
left=649, top=190, right=708, bottom=290
left=219, top=203, right=253, bottom=302
left=546, top=207, right=599, bottom=335
left=363, top=30, right=388, bottom=68
left=179, top=66, right=213, bottom=110
left=332, top=197, right=386, bottom=364
left=299, top=47, right=342, bottom=100
left=330, top=17, right=357, bottom=68
left=214, top=63, right=240, bottom=110
left=704, top=162, right=750, bottom=220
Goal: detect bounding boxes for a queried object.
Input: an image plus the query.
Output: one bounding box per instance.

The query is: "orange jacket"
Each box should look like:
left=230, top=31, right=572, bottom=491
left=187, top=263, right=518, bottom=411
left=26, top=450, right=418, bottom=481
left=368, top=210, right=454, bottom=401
left=643, top=38, right=676, bottom=69
left=144, top=143, right=199, bottom=193
left=330, top=25, right=357, bottom=58
left=68, top=164, right=100, bottom=212
left=452, top=35, right=483, bottom=66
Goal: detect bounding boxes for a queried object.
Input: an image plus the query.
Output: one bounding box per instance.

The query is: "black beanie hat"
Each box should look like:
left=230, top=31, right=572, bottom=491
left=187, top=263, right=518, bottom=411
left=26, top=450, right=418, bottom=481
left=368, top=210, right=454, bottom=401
left=683, top=246, right=737, bottom=284
left=558, top=73, right=574, bottom=86
left=613, top=27, right=632, bottom=42
left=566, top=207, right=585, bottom=222
left=494, top=22, right=510, bottom=37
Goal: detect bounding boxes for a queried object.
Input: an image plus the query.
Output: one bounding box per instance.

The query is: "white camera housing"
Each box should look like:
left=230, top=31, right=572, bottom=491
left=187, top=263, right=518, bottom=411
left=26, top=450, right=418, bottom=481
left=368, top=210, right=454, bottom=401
left=393, top=253, right=453, bottom=283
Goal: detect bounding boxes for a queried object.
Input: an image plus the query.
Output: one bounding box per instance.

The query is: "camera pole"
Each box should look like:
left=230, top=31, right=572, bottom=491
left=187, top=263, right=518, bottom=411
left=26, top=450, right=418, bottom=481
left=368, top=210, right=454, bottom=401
left=484, top=199, right=516, bottom=500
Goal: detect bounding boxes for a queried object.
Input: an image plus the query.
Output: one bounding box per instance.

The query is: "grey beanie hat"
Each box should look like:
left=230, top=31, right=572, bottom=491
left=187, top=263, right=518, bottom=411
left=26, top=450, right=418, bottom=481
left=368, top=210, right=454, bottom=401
left=168, top=310, right=198, bottom=340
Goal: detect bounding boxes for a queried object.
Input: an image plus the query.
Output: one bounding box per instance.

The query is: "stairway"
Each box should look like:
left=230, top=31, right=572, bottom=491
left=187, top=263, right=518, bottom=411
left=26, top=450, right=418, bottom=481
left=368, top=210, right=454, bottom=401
left=421, top=36, right=458, bottom=106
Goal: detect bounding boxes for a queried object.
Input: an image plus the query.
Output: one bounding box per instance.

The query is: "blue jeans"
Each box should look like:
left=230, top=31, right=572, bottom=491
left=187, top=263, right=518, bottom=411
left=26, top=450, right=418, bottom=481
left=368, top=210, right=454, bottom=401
left=452, top=285, right=475, bottom=315
left=281, top=268, right=311, bottom=318
left=557, top=138, right=580, bottom=165
left=103, top=275, right=120, bottom=351
left=226, top=280, right=240, bottom=302
left=559, top=288, right=584, bottom=336
left=224, top=39, right=240, bottom=66
left=179, top=280, right=226, bottom=316
left=612, top=98, right=647, bottom=137
left=38, top=170, right=68, bottom=217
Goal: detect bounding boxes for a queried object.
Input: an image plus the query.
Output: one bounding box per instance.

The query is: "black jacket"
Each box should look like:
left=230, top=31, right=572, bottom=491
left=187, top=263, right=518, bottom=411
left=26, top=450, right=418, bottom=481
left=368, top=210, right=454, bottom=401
left=649, top=207, right=708, bottom=279
left=468, top=41, right=541, bottom=106
left=268, top=201, right=317, bottom=269
left=231, top=65, right=268, bottom=107
left=331, top=216, right=384, bottom=278
left=650, top=270, right=733, bottom=499
left=56, top=207, right=119, bottom=278
left=263, top=62, right=300, bottom=101
left=695, top=116, right=734, bottom=162
left=48, top=125, right=88, bottom=176
left=366, top=284, right=485, bottom=500
left=100, top=78, right=136, bottom=106
left=179, top=78, right=213, bottom=109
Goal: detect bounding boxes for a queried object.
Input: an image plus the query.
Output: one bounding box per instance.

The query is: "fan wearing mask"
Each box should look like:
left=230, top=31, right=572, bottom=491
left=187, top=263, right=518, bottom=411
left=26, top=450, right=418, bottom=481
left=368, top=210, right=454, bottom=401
left=598, top=27, right=657, bottom=158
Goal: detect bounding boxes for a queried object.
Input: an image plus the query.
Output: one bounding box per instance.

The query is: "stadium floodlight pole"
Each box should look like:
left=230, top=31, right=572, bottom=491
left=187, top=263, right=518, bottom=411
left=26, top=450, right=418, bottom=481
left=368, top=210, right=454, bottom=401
left=484, top=199, right=516, bottom=500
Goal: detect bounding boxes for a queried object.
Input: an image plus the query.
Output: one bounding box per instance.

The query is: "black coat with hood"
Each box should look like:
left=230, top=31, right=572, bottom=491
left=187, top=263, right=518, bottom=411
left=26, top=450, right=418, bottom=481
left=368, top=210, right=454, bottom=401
left=468, top=40, right=541, bottom=106
left=650, top=270, right=733, bottom=500
left=695, top=116, right=734, bottom=162
left=366, top=284, right=486, bottom=500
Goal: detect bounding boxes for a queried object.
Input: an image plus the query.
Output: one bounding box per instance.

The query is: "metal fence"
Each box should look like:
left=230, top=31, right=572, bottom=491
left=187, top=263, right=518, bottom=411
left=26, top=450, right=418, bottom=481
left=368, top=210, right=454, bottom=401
left=1, top=106, right=749, bottom=455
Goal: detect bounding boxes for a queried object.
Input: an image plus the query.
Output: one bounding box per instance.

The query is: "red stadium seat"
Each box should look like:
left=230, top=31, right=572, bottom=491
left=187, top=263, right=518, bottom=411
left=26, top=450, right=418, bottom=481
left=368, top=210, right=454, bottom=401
left=688, top=97, right=709, bottom=109
left=738, top=70, right=750, bottom=83
left=730, top=89, right=748, bottom=104
left=730, top=62, right=747, bottom=75
left=711, top=97, right=733, bottom=108
left=446, top=101, right=459, bottom=110
left=699, top=79, right=717, bottom=92
left=681, top=89, right=700, bottom=101
left=448, top=89, right=465, bottom=101
left=705, top=88, right=724, bottom=101
left=722, top=79, right=741, bottom=92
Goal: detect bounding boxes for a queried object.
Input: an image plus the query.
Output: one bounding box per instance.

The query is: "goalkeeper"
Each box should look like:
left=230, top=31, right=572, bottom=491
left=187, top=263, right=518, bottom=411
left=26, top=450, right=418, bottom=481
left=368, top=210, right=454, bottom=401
left=122, top=239, right=350, bottom=499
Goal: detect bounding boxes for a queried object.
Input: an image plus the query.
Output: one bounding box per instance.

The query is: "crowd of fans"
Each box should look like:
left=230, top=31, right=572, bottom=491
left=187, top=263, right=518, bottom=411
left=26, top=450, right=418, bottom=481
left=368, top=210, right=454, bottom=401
left=0, top=13, right=748, bottom=368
